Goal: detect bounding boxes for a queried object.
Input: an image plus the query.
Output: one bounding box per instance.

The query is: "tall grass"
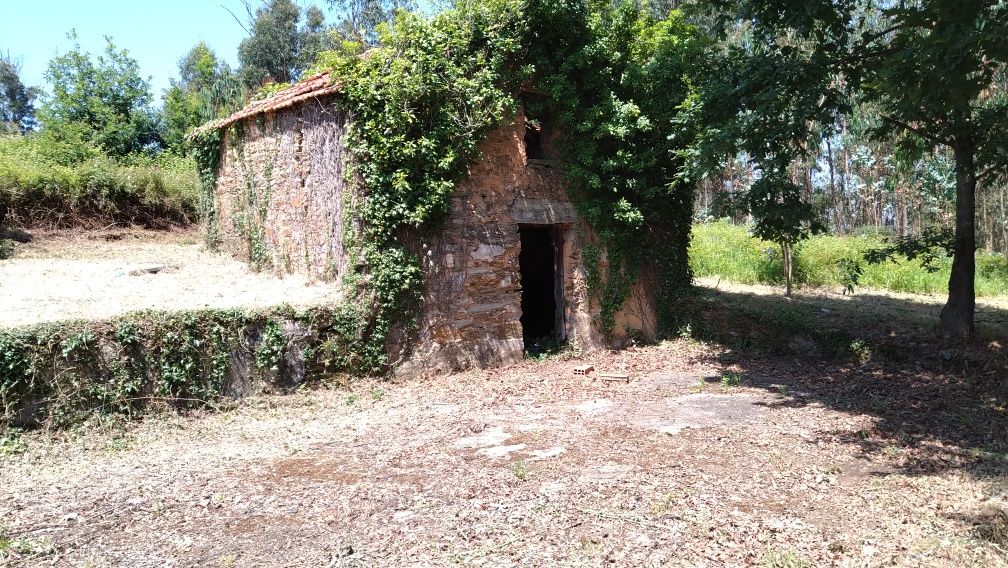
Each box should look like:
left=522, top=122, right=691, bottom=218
left=690, top=220, right=1008, bottom=297
left=0, top=134, right=200, bottom=228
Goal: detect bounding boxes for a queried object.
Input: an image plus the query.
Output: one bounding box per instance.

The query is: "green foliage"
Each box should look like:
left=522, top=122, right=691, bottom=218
left=0, top=304, right=379, bottom=430
left=762, top=547, right=810, bottom=568
left=304, top=0, right=701, bottom=350
left=255, top=320, right=287, bottom=372
left=0, top=134, right=199, bottom=227
left=526, top=3, right=702, bottom=333
left=326, top=0, right=416, bottom=43
left=39, top=33, right=162, bottom=158
left=239, top=0, right=331, bottom=89
left=311, top=0, right=527, bottom=365
left=849, top=338, right=872, bottom=364
left=162, top=42, right=245, bottom=153
left=863, top=228, right=955, bottom=274
left=720, top=371, right=742, bottom=388
left=189, top=128, right=223, bottom=244
left=512, top=458, right=528, bottom=481
left=692, top=0, right=1008, bottom=334
left=0, top=55, right=38, bottom=132
left=690, top=220, right=1008, bottom=296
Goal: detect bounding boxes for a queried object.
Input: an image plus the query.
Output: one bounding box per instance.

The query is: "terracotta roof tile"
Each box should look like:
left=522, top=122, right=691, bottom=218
left=194, top=72, right=341, bottom=134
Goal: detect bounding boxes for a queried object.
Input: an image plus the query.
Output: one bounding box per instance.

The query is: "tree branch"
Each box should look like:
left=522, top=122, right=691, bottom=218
left=879, top=114, right=949, bottom=147
left=221, top=4, right=251, bottom=35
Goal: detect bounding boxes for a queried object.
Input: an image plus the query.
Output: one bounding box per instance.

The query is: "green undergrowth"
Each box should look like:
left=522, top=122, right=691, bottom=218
left=0, top=134, right=199, bottom=228
left=691, top=220, right=1008, bottom=296
left=0, top=303, right=378, bottom=430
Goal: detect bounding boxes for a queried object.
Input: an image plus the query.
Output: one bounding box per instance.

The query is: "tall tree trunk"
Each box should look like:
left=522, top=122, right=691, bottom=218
left=782, top=240, right=793, bottom=297
left=826, top=136, right=838, bottom=230
left=940, top=140, right=977, bottom=340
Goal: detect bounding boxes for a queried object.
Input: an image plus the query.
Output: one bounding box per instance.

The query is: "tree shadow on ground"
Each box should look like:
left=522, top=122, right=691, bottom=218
left=678, top=283, right=1008, bottom=478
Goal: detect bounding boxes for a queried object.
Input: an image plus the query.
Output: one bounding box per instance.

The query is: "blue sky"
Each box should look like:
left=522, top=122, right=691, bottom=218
left=1, top=1, right=338, bottom=100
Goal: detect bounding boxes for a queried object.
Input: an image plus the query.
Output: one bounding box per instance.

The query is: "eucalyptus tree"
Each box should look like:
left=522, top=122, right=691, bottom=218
left=163, top=42, right=244, bottom=152
left=238, top=0, right=330, bottom=88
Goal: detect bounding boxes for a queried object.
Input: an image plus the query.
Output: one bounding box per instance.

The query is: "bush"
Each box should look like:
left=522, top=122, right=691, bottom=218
left=690, top=220, right=1008, bottom=297
left=0, top=134, right=199, bottom=228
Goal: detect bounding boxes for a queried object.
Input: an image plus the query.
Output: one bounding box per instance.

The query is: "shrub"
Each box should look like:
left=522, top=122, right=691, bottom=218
left=0, top=134, right=199, bottom=228
left=690, top=220, right=1008, bottom=297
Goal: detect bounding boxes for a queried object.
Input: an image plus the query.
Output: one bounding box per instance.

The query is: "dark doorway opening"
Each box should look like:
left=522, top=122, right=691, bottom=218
left=519, top=225, right=563, bottom=353
left=524, top=122, right=544, bottom=160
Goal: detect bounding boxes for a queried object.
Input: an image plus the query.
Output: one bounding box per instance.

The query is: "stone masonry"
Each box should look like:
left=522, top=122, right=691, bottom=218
left=209, top=83, right=657, bottom=374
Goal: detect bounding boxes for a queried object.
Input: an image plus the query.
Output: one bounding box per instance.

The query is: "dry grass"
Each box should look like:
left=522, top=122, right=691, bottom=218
left=0, top=228, right=341, bottom=327
left=1, top=333, right=1005, bottom=566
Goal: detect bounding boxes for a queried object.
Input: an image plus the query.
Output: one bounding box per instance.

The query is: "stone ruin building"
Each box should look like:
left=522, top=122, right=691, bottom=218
left=202, top=72, right=657, bottom=374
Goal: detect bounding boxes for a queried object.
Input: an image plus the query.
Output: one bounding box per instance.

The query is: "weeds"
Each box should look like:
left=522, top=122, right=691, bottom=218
left=721, top=372, right=742, bottom=388
left=512, top=459, right=528, bottom=481
left=762, top=547, right=810, bottom=568
left=0, top=428, right=26, bottom=455
left=0, top=134, right=199, bottom=228
left=849, top=339, right=872, bottom=364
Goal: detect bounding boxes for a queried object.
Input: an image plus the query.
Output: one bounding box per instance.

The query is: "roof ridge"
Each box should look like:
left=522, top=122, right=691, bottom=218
left=191, top=71, right=340, bottom=136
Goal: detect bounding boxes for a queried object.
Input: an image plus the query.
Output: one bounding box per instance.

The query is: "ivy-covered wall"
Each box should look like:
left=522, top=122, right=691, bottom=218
left=213, top=98, right=352, bottom=279
left=0, top=304, right=375, bottom=428
left=197, top=0, right=701, bottom=375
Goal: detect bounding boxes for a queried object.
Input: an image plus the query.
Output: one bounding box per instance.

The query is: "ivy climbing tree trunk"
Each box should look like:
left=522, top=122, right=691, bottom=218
left=940, top=140, right=977, bottom=340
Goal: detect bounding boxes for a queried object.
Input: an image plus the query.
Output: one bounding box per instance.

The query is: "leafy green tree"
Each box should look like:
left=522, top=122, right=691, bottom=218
left=684, top=3, right=837, bottom=296
left=238, top=0, right=330, bottom=88
left=860, top=1, right=1008, bottom=339
left=0, top=54, right=39, bottom=133
left=39, top=33, right=161, bottom=159
left=326, top=0, right=416, bottom=43
left=692, top=0, right=1008, bottom=338
left=162, top=42, right=244, bottom=152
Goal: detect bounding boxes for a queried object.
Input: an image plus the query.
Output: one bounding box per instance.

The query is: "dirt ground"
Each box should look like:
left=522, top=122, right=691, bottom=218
left=0, top=229, right=341, bottom=327
left=2, top=333, right=1006, bottom=567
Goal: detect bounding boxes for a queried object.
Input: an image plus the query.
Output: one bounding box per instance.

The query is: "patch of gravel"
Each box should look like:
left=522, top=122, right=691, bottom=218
left=0, top=228, right=341, bottom=327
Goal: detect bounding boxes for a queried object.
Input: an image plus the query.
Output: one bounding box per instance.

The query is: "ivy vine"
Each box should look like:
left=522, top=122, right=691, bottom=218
left=311, top=0, right=702, bottom=345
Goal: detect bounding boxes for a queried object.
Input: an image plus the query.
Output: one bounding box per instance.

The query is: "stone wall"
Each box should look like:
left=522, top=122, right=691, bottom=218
left=213, top=102, right=657, bottom=375
left=396, top=110, right=656, bottom=375
left=214, top=97, right=351, bottom=281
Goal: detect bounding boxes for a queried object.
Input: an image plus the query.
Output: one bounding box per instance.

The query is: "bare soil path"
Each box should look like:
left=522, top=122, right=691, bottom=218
left=2, top=340, right=1005, bottom=567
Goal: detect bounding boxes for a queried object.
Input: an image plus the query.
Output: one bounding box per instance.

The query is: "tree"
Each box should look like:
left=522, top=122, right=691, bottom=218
left=0, top=54, right=38, bottom=133
left=237, top=0, right=330, bottom=88
left=684, top=3, right=839, bottom=297
left=162, top=42, right=244, bottom=152
left=692, top=0, right=1008, bottom=338
left=326, top=0, right=415, bottom=43
left=860, top=1, right=1008, bottom=339
left=39, top=33, right=161, bottom=158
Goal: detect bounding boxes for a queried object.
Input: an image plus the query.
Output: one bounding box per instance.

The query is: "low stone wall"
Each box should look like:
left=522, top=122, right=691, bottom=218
left=0, top=304, right=373, bottom=429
